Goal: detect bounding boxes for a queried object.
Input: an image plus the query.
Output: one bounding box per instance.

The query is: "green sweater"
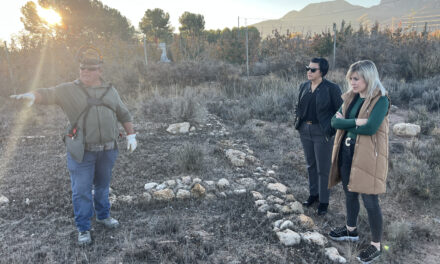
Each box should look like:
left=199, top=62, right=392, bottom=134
left=36, top=80, right=132, bottom=144
left=331, top=95, right=389, bottom=139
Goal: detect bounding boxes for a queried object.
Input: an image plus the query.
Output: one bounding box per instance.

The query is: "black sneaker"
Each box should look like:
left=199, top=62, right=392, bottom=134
left=302, top=195, right=319, bottom=207
left=357, top=245, right=381, bottom=263
left=317, top=203, right=328, bottom=215
left=328, top=226, right=359, bottom=242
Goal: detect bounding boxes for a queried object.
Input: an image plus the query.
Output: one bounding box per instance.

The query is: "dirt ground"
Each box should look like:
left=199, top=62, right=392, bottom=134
left=0, top=100, right=439, bottom=264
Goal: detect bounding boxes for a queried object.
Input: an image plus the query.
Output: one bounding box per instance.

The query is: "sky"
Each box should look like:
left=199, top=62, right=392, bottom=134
left=0, top=0, right=381, bottom=42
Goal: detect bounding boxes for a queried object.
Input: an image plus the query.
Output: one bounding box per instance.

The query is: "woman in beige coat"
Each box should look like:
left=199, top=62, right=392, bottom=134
left=327, top=60, right=390, bottom=264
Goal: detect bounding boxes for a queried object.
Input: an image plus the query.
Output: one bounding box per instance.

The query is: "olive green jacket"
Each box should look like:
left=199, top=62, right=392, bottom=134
left=37, top=79, right=132, bottom=145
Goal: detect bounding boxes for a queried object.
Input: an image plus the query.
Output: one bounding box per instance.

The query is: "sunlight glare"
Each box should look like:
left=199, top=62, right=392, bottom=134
left=37, top=6, right=62, bottom=26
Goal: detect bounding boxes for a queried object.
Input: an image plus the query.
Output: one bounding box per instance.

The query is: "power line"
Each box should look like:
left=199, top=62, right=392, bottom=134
left=401, top=14, right=440, bottom=19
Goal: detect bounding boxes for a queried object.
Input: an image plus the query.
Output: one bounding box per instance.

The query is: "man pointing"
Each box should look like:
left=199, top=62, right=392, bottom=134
left=11, top=46, right=137, bottom=245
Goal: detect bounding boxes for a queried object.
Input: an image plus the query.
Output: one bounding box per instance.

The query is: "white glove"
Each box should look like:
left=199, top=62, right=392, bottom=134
left=126, top=134, right=137, bottom=153
left=10, top=93, right=35, bottom=107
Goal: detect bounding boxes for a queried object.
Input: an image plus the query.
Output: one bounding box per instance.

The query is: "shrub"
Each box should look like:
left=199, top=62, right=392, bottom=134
left=141, top=87, right=207, bottom=123
left=173, top=143, right=204, bottom=172
left=406, top=105, right=436, bottom=135
left=386, top=76, right=440, bottom=110
left=390, top=142, right=440, bottom=200
left=385, top=221, right=412, bottom=251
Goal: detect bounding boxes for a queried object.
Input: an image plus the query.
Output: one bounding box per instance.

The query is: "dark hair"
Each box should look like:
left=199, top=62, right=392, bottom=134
left=311, top=57, right=329, bottom=77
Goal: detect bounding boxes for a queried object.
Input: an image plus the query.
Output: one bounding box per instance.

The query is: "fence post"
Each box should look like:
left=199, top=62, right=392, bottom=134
left=143, top=35, right=148, bottom=66
left=245, top=19, right=249, bottom=77
left=333, top=23, right=337, bottom=69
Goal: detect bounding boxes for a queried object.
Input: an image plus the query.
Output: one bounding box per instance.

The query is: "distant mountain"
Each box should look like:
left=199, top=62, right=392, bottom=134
left=252, top=0, right=440, bottom=37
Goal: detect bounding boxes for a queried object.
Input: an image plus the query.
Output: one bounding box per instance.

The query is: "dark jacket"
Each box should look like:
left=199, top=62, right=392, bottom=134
left=295, top=79, right=343, bottom=138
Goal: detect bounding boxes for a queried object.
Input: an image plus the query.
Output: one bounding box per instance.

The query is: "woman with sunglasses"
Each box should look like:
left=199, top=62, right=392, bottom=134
left=294, top=57, right=343, bottom=215
left=328, top=60, right=390, bottom=263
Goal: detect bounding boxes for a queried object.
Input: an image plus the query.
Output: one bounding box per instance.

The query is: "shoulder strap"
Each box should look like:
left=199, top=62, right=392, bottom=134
left=69, top=84, right=113, bottom=141
left=81, top=85, right=113, bottom=143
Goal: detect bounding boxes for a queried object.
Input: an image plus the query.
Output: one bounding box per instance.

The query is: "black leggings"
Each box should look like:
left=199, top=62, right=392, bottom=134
left=339, top=142, right=383, bottom=243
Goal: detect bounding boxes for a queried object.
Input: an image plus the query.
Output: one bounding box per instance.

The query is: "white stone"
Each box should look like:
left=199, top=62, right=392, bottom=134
left=272, top=165, right=279, bottom=170
left=193, top=177, right=202, bottom=184
left=280, top=205, right=294, bottom=214
left=166, top=180, right=176, bottom=187
left=190, top=126, right=196, bottom=132
left=266, top=170, right=276, bottom=177
left=217, top=178, right=230, bottom=189
left=325, top=247, right=347, bottom=263
left=274, top=204, right=284, bottom=212
left=25, top=198, right=30, bottom=205
left=267, top=183, right=288, bottom=194
left=119, top=195, right=134, bottom=203
left=236, top=178, right=256, bottom=189
left=266, top=211, right=280, bottom=219
left=176, top=189, right=191, bottom=200
left=181, top=176, right=192, bottom=185
left=280, top=220, right=294, bottom=230
left=284, top=194, right=296, bottom=202
left=166, top=122, right=190, bottom=134
left=109, top=194, right=117, bottom=204
left=267, top=195, right=284, bottom=204
left=0, top=195, right=9, bottom=205
left=277, top=229, right=301, bottom=246
left=273, top=219, right=284, bottom=229
left=258, top=204, right=271, bottom=213
left=300, top=231, right=328, bottom=246
left=255, top=200, right=267, bottom=207
left=393, top=123, right=421, bottom=137
left=156, top=183, right=167, bottom=190
left=247, top=149, right=254, bottom=154
left=251, top=191, right=263, bottom=200
left=256, top=167, right=264, bottom=172
left=289, top=202, right=304, bottom=214
left=204, top=180, right=216, bottom=191
left=144, top=182, right=158, bottom=191
left=233, top=189, right=247, bottom=195
left=225, top=149, right=247, bottom=167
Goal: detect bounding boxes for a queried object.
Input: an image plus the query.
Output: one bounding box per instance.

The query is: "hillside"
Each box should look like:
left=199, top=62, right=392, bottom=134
left=252, top=0, right=440, bottom=37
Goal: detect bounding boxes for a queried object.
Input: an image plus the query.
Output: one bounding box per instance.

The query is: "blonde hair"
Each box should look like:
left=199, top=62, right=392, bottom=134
left=346, top=60, right=386, bottom=97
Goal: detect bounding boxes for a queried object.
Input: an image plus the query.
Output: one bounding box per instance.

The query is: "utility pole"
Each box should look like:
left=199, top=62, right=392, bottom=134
left=143, top=35, right=148, bottom=66
left=245, top=18, right=249, bottom=77
left=423, top=22, right=428, bottom=39
left=4, top=41, right=15, bottom=94
left=238, top=16, right=240, bottom=38
left=333, top=23, right=337, bottom=69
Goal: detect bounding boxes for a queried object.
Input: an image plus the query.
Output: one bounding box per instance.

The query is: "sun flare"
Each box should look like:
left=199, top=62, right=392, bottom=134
left=37, top=6, right=62, bottom=26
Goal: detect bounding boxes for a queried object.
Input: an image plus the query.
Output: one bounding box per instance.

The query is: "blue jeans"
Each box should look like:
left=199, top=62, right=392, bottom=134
left=67, top=149, right=118, bottom=232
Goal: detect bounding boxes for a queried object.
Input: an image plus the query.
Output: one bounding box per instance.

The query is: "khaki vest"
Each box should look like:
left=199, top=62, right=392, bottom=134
left=328, top=89, right=390, bottom=194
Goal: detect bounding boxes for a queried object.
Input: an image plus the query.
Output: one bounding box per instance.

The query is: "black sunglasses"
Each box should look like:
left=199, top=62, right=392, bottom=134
left=306, top=66, right=319, bottom=73
left=80, top=66, right=100, bottom=71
